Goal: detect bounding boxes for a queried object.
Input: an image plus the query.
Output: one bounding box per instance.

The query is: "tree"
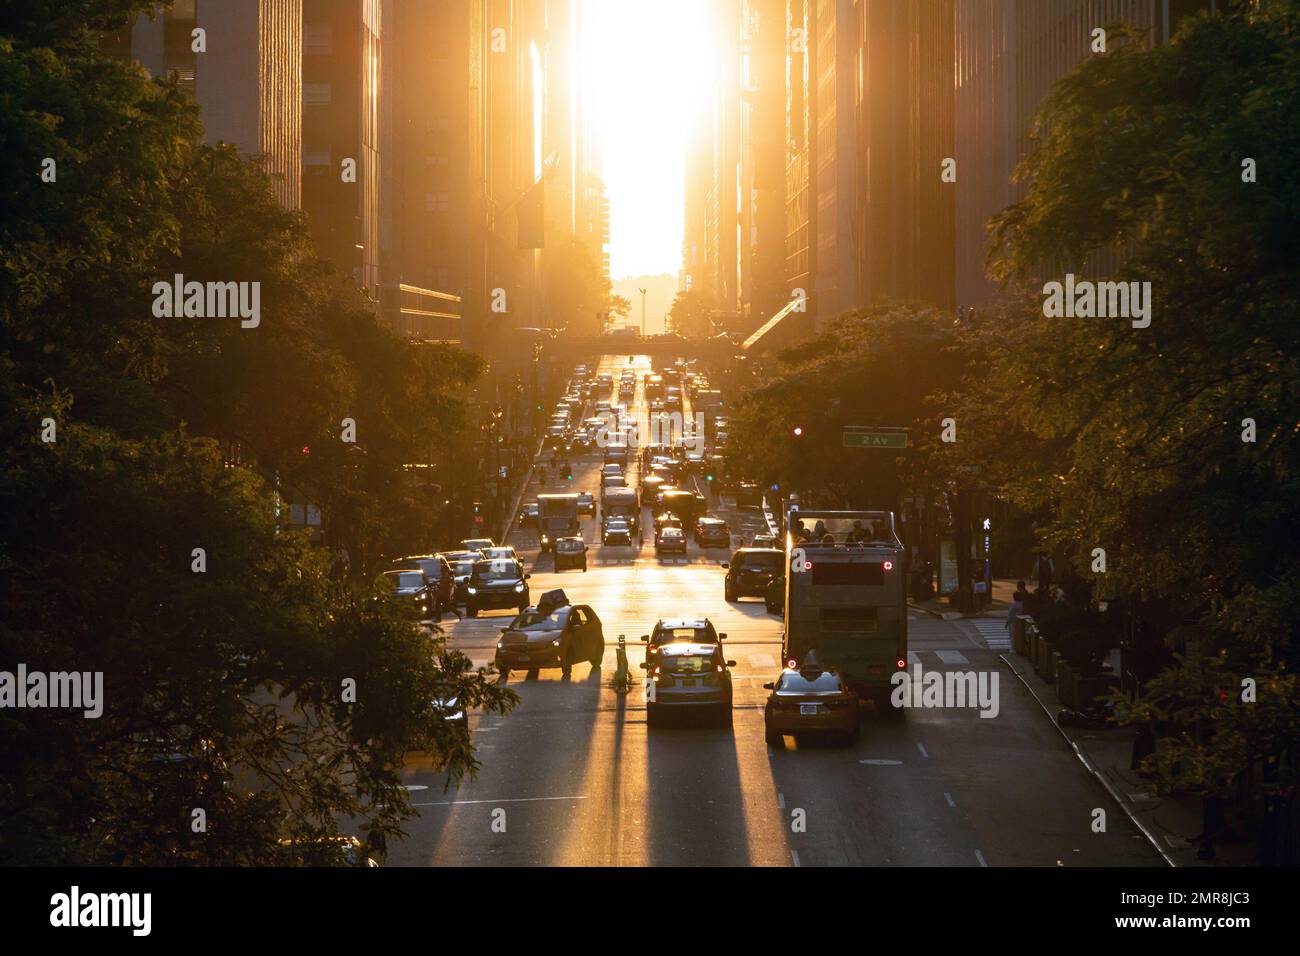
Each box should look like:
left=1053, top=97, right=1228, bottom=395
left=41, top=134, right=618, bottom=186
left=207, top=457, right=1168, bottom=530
left=0, top=0, right=516, bottom=864
left=667, top=288, right=712, bottom=339
left=964, top=3, right=1300, bottom=851
left=542, top=232, right=607, bottom=337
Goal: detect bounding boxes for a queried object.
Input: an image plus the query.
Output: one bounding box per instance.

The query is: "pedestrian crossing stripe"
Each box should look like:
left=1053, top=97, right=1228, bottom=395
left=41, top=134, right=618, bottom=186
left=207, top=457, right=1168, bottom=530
left=972, top=619, right=1012, bottom=650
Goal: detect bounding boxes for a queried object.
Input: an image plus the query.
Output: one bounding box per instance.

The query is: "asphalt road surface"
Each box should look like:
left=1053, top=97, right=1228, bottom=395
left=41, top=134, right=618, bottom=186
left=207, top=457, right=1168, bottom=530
left=388, top=355, right=1162, bottom=867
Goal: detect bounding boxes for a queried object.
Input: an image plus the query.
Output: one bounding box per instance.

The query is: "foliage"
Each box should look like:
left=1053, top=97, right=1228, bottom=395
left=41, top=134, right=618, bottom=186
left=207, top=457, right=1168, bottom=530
left=725, top=304, right=973, bottom=508
left=0, top=0, right=515, bottom=864
left=667, top=288, right=713, bottom=340
left=965, top=3, right=1300, bottom=817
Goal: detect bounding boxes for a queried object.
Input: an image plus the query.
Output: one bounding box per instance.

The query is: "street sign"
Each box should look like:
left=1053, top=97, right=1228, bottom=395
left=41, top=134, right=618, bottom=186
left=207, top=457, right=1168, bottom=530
left=843, top=429, right=908, bottom=449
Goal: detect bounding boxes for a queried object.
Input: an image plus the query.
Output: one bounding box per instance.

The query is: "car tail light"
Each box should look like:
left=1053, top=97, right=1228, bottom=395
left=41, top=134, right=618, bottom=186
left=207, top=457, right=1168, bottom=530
left=715, top=664, right=724, bottom=673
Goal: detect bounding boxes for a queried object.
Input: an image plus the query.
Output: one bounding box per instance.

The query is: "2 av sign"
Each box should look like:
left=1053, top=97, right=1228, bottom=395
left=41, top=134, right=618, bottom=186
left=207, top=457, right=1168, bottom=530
left=842, top=430, right=908, bottom=450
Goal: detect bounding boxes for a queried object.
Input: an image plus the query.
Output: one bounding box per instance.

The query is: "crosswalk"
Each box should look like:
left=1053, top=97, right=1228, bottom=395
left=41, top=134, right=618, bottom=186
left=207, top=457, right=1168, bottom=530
left=970, top=618, right=1013, bottom=652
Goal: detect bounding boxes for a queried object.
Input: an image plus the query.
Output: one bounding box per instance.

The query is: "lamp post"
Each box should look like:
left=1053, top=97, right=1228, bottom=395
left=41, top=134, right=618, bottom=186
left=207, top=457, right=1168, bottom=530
left=638, top=287, right=647, bottom=336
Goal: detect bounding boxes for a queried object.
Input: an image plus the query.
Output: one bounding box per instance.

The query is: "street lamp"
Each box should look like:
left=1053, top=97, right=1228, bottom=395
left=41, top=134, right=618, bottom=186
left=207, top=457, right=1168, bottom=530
left=638, top=287, right=647, bottom=337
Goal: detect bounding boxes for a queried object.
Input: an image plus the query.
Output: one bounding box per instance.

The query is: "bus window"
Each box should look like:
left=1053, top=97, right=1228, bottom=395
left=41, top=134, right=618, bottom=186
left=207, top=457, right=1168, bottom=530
left=811, top=562, right=885, bottom=586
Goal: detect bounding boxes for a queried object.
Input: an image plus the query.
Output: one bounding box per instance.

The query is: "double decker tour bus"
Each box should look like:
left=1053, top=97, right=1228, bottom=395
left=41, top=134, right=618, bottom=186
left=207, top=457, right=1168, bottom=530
left=781, top=507, right=907, bottom=715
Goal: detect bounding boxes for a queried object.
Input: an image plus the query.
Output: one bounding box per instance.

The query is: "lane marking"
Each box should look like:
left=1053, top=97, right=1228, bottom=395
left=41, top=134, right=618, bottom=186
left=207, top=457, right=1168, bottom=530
left=974, top=849, right=988, bottom=867
left=944, top=792, right=956, bottom=808
left=402, top=785, right=429, bottom=792
left=790, top=850, right=801, bottom=867
left=410, top=795, right=588, bottom=807
left=935, top=650, right=970, bottom=666
left=908, top=651, right=921, bottom=666
left=858, top=759, right=902, bottom=766
left=916, top=742, right=929, bottom=758
left=776, top=792, right=786, bottom=809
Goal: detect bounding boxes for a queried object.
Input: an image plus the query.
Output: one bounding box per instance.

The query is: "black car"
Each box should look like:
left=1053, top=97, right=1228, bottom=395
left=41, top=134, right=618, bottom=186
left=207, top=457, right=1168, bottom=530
left=495, top=595, right=604, bottom=679
left=722, top=548, right=785, bottom=601
left=694, top=516, right=731, bottom=548
left=602, top=517, right=633, bottom=546
left=442, top=551, right=482, bottom=606
left=382, top=569, right=433, bottom=619
left=554, top=535, right=589, bottom=571
left=465, top=558, right=530, bottom=618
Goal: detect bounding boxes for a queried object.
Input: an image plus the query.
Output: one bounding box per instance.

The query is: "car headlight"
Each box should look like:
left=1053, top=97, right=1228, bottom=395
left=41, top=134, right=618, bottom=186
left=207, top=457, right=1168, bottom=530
left=497, top=641, right=503, bottom=649
left=552, top=639, right=561, bottom=647
left=514, top=583, right=525, bottom=592
left=467, top=587, right=477, bottom=596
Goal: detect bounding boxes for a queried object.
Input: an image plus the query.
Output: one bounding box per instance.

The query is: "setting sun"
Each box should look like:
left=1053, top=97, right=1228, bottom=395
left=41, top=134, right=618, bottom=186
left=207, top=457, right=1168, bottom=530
left=582, top=0, right=719, bottom=280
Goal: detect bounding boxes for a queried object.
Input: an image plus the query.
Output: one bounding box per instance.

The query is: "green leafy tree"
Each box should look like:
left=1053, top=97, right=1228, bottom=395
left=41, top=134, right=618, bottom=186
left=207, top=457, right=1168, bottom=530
left=961, top=3, right=1300, bottom=851
left=667, top=288, right=712, bottom=340
left=0, top=0, right=516, bottom=864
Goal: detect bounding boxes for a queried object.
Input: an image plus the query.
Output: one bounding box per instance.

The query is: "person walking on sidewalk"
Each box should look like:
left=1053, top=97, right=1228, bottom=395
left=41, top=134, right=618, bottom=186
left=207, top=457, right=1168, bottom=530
left=1007, top=580, right=1029, bottom=629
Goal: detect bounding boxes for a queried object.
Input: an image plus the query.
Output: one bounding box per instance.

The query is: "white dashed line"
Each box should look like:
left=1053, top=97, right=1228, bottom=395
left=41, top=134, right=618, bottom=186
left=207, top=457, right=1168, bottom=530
left=944, top=792, right=956, bottom=808
left=916, top=742, right=929, bottom=758
left=935, top=649, right=970, bottom=666
left=777, top=792, right=786, bottom=809
left=974, top=849, right=988, bottom=867
left=790, top=850, right=801, bottom=867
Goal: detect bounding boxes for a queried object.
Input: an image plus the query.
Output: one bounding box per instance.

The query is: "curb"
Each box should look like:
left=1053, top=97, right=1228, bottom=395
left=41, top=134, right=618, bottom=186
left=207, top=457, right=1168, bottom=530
left=500, top=436, right=546, bottom=544
left=1000, top=653, right=1176, bottom=868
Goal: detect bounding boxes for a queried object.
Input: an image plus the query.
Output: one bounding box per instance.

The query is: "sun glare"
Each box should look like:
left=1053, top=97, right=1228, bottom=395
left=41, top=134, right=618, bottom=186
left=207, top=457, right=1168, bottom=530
left=583, top=0, right=718, bottom=280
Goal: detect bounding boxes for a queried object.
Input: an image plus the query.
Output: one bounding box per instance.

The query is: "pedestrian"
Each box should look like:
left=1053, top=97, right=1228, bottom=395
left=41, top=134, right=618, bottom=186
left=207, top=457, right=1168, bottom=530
left=1033, top=552, right=1054, bottom=594
left=1007, top=579, right=1029, bottom=629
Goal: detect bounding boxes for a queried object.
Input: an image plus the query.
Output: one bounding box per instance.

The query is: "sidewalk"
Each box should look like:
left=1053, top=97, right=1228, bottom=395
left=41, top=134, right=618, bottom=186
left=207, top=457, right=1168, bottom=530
left=908, top=577, right=1019, bottom=620
left=1002, top=647, right=1256, bottom=867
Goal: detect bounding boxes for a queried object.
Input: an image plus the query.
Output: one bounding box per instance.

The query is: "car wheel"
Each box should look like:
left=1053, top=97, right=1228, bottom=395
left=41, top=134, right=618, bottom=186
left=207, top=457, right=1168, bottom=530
left=498, top=666, right=509, bottom=683
left=467, top=607, right=479, bottom=618
left=724, top=582, right=736, bottom=602
left=718, top=704, right=733, bottom=728
left=517, top=604, right=527, bottom=613
left=764, top=728, right=783, bottom=748
left=646, top=703, right=658, bottom=727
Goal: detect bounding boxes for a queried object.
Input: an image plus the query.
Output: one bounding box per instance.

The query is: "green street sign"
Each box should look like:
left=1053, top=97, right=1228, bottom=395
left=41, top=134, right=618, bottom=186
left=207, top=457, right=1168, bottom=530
left=843, top=430, right=908, bottom=449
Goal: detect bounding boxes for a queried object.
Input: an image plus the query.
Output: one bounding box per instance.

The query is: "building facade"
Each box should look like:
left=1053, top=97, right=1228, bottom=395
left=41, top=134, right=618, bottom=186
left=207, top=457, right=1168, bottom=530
left=112, top=0, right=303, bottom=211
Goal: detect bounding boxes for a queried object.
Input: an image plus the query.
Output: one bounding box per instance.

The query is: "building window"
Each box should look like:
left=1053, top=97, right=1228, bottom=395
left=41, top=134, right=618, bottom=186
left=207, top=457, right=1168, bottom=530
left=304, top=24, right=332, bottom=56
left=304, top=83, right=332, bottom=107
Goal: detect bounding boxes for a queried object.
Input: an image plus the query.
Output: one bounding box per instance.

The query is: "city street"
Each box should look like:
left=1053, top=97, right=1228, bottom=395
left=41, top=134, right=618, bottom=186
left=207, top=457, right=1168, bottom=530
left=389, top=355, right=1163, bottom=867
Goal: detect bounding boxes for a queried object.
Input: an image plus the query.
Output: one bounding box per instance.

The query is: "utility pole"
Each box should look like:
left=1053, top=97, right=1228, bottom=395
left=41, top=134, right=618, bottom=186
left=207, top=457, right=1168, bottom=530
left=638, top=287, right=647, bottom=336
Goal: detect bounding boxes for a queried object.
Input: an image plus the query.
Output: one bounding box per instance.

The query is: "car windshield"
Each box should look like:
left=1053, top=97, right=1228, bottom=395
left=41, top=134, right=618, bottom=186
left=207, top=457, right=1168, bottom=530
left=556, top=539, right=584, bottom=552
left=512, top=607, right=567, bottom=630
left=740, top=552, right=783, bottom=570
left=778, top=670, right=845, bottom=693
left=450, top=561, right=475, bottom=575
left=472, top=559, right=522, bottom=582
left=387, top=571, right=424, bottom=589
